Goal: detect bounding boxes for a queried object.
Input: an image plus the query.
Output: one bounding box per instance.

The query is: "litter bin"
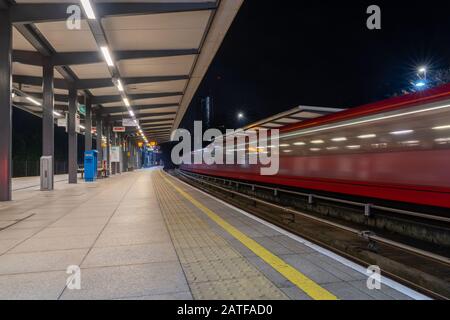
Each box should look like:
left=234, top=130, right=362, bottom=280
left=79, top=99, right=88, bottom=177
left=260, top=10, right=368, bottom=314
left=84, top=150, right=98, bottom=182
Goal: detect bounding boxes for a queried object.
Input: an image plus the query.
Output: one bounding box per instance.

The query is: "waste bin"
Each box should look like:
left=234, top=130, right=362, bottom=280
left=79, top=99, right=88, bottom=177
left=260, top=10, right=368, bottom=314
left=84, top=150, right=98, bottom=182
left=40, top=156, right=53, bottom=191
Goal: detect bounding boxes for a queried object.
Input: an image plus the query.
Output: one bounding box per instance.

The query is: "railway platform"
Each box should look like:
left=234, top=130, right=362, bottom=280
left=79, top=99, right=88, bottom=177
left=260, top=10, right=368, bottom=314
left=0, top=168, right=427, bottom=300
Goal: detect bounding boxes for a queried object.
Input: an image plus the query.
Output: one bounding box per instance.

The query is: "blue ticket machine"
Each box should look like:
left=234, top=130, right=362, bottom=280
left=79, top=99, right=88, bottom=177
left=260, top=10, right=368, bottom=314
left=84, top=150, right=98, bottom=182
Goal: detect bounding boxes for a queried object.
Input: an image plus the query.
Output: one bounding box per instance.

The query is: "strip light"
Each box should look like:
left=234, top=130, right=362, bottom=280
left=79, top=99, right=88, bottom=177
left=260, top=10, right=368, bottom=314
left=53, top=111, right=62, bottom=117
left=26, top=97, right=41, bottom=106
left=123, top=98, right=130, bottom=107
left=80, top=0, right=96, bottom=20
left=100, top=46, right=114, bottom=67
left=116, top=79, right=124, bottom=92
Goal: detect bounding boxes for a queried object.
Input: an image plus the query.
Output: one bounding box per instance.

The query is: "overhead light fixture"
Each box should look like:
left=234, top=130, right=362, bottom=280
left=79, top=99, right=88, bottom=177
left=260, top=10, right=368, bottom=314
left=332, top=137, right=347, bottom=142
left=53, top=111, right=62, bottom=117
left=129, top=110, right=135, bottom=117
left=310, top=140, right=324, bottom=144
left=283, top=150, right=293, bottom=153
left=294, top=142, right=306, bottom=146
left=116, top=79, right=124, bottom=92
left=433, top=125, right=450, bottom=130
left=327, top=147, right=339, bottom=150
left=123, top=98, right=130, bottom=107
left=80, top=0, right=96, bottom=19
left=390, top=130, right=414, bottom=135
left=100, top=46, right=114, bottom=67
left=347, top=145, right=361, bottom=149
left=11, top=92, right=15, bottom=98
left=26, top=97, right=41, bottom=106
left=358, top=134, right=376, bottom=139
left=310, top=148, right=321, bottom=152
left=279, top=144, right=290, bottom=147
left=80, top=125, right=86, bottom=130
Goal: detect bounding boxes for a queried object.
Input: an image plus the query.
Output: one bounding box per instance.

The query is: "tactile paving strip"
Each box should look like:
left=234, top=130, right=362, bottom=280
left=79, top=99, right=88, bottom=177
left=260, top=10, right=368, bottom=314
left=153, top=172, right=288, bottom=300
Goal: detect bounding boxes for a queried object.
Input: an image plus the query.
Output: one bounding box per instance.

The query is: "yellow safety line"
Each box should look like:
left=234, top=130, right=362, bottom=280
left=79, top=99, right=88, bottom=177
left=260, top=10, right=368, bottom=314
left=159, top=171, right=338, bottom=301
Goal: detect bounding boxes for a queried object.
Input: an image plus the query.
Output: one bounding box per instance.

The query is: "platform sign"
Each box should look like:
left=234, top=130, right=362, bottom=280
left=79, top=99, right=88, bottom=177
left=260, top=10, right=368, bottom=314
left=57, top=117, right=67, bottom=128
left=110, top=146, right=121, bottom=163
left=122, top=118, right=138, bottom=127
left=113, top=127, right=126, bottom=133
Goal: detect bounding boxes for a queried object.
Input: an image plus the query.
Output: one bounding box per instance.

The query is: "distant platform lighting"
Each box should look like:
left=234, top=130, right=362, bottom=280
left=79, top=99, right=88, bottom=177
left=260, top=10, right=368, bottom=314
left=390, top=130, right=414, bottom=135
left=238, top=112, right=244, bottom=119
left=415, top=81, right=426, bottom=88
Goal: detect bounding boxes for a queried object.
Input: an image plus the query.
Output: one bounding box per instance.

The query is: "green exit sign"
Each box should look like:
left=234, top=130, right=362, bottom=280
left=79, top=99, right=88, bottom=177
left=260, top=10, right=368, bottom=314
left=78, top=104, right=86, bottom=116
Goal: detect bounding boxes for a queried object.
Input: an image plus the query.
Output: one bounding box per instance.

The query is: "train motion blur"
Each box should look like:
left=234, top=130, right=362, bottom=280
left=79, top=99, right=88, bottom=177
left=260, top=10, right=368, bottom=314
left=182, top=84, right=450, bottom=209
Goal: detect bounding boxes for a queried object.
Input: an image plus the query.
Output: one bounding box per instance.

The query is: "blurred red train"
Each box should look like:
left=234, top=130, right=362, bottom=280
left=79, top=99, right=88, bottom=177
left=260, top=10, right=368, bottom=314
left=182, top=83, right=450, bottom=209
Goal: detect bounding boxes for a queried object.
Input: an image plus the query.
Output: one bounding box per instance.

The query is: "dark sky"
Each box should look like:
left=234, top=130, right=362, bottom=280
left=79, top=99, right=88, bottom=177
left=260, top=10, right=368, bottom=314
left=181, top=0, right=450, bottom=130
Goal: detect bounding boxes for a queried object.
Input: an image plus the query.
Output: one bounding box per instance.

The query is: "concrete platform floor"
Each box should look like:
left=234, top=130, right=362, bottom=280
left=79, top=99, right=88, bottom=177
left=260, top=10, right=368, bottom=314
left=0, top=169, right=425, bottom=300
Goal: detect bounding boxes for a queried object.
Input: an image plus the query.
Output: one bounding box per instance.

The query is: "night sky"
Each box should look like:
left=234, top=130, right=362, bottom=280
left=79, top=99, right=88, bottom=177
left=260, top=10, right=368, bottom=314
left=181, top=0, right=450, bottom=130
left=13, top=0, right=450, bottom=168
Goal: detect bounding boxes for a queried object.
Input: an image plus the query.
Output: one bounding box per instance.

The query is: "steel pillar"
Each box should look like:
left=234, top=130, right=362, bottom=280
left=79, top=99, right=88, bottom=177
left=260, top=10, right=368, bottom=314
left=85, top=97, right=92, bottom=151
left=0, top=10, right=12, bottom=201
left=42, top=57, right=54, bottom=190
left=96, top=115, right=103, bottom=165
left=68, top=85, right=78, bottom=184
left=106, top=123, right=111, bottom=176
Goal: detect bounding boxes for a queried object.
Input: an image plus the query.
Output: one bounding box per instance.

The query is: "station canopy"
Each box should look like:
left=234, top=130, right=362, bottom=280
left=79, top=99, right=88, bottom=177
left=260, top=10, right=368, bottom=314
left=10, top=0, right=244, bottom=143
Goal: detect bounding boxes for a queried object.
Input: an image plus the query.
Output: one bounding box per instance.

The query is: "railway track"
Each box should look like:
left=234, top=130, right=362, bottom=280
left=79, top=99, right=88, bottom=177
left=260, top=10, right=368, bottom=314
left=174, top=169, right=450, bottom=300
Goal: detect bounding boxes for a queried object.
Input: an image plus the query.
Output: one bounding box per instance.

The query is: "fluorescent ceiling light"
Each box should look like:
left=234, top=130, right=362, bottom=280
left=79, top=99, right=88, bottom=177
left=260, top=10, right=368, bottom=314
left=358, top=134, right=376, bottom=139
left=129, top=110, right=135, bottom=117
left=310, top=148, right=321, bottom=152
left=100, top=46, right=114, bottom=67
left=123, top=98, right=130, bottom=107
left=53, top=111, right=62, bottom=117
left=390, top=130, right=414, bottom=135
left=116, top=79, right=124, bottom=92
left=80, top=125, right=86, bottom=130
left=279, top=144, right=290, bottom=147
left=327, top=147, right=339, bottom=150
left=332, top=137, right=347, bottom=142
left=294, top=142, right=306, bottom=146
left=310, top=140, right=324, bottom=144
left=26, top=97, right=41, bottom=106
left=80, top=0, right=96, bottom=19
left=347, top=145, right=361, bottom=149
left=433, top=125, right=450, bottom=130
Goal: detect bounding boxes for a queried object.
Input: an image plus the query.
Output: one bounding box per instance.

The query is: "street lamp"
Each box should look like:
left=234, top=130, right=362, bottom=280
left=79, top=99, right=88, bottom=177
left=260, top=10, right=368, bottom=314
left=238, top=112, right=244, bottom=119
left=418, top=66, right=427, bottom=80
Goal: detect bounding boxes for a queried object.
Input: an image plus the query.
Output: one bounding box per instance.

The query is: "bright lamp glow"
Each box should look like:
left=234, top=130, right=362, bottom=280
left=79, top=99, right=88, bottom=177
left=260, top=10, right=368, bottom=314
left=129, top=110, right=135, bottom=117
left=80, top=0, right=96, bottom=19
left=100, top=46, right=114, bottom=67
left=332, top=137, right=347, bottom=142
left=415, top=81, right=426, bottom=88
left=433, top=125, right=450, bottom=130
left=53, top=111, right=62, bottom=117
left=418, top=67, right=427, bottom=74
left=310, top=140, right=324, bottom=144
left=294, top=142, right=306, bottom=146
left=358, top=134, right=376, bottom=139
left=26, top=97, right=41, bottom=106
left=390, top=130, right=414, bottom=135
left=123, top=98, right=130, bottom=107
left=116, top=79, right=124, bottom=92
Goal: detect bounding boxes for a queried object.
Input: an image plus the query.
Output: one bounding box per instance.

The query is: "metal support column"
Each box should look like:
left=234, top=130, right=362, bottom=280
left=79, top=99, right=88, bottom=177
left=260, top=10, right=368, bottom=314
left=96, top=115, right=103, bottom=167
left=0, top=10, right=12, bottom=201
left=68, top=85, right=78, bottom=184
left=85, top=97, right=92, bottom=151
left=111, top=132, right=116, bottom=175
left=42, top=57, right=54, bottom=190
left=106, top=123, right=111, bottom=176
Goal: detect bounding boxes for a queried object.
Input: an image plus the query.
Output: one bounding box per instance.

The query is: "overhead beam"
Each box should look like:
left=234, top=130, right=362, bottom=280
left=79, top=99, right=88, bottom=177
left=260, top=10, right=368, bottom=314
left=92, top=92, right=182, bottom=105
left=101, top=104, right=178, bottom=115
left=11, top=2, right=217, bottom=23
left=13, top=75, right=68, bottom=90
left=76, top=75, right=188, bottom=90
left=50, top=49, right=197, bottom=66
